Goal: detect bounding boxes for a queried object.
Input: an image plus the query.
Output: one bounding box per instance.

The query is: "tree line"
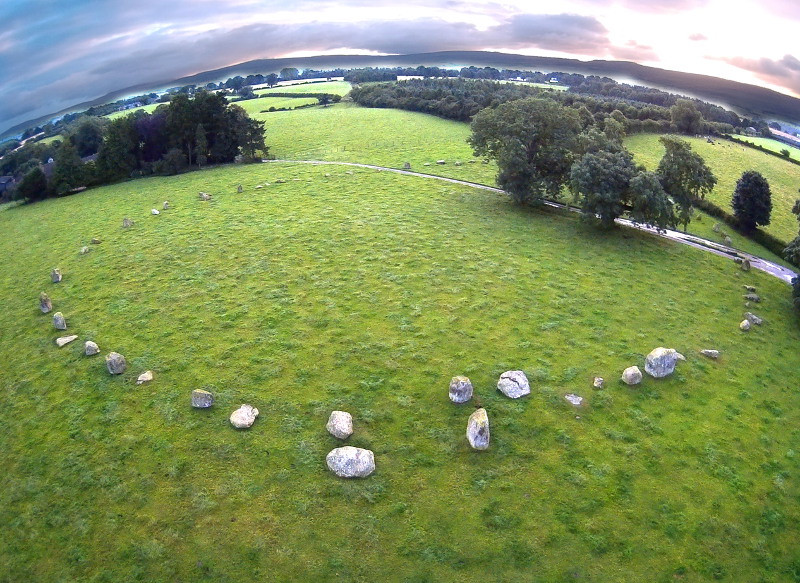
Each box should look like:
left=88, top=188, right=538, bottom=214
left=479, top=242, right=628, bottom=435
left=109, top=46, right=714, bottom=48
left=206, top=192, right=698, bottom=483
left=10, top=91, right=266, bottom=202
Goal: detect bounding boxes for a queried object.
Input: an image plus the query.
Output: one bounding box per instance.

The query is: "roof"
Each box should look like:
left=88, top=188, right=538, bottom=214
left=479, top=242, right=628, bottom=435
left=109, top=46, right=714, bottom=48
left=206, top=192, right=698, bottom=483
left=0, top=176, right=14, bottom=184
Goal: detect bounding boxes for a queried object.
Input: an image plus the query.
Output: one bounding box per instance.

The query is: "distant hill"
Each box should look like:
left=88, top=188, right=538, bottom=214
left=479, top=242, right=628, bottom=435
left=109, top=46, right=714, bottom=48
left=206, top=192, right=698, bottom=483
left=4, top=50, right=799, bottom=139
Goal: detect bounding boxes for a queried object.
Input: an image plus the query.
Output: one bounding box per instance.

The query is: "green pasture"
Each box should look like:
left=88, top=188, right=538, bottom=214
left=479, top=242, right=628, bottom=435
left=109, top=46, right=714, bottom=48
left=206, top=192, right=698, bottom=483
left=1, top=161, right=799, bottom=582
left=232, top=96, right=319, bottom=116
left=731, top=135, right=800, bottom=157
left=255, top=102, right=497, bottom=184
left=626, top=134, right=800, bottom=243
left=104, top=103, right=162, bottom=120
left=256, top=80, right=352, bottom=97
left=37, top=134, right=63, bottom=146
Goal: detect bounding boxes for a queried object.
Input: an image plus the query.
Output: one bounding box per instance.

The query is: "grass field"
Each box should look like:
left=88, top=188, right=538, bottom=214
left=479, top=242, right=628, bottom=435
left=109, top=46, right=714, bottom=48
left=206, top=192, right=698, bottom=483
left=731, top=135, right=800, bottom=158
left=255, top=102, right=497, bottom=185
left=105, top=103, right=162, bottom=120
left=626, top=134, right=800, bottom=243
left=255, top=80, right=352, bottom=97
left=1, top=161, right=799, bottom=582
left=232, top=96, right=319, bottom=116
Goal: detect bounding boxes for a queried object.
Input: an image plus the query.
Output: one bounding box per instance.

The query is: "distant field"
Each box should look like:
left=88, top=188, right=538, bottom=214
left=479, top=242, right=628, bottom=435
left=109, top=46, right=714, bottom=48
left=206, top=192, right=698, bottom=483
left=626, top=134, right=800, bottom=243
left=732, top=135, right=800, bottom=157
left=255, top=102, right=497, bottom=184
left=37, top=135, right=63, bottom=145
left=256, top=81, right=352, bottom=97
left=232, top=96, right=319, bottom=116
left=104, top=103, right=162, bottom=120
left=1, top=162, right=798, bottom=581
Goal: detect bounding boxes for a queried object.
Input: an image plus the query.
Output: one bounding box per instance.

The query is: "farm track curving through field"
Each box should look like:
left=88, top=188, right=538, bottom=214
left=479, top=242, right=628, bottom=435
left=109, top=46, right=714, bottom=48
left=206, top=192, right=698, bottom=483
left=264, top=159, right=798, bottom=285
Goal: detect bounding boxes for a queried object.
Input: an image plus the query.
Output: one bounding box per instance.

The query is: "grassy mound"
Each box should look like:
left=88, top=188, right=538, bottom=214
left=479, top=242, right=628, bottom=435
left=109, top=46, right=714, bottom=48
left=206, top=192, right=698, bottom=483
left=1, top=162, right=798, bottom=582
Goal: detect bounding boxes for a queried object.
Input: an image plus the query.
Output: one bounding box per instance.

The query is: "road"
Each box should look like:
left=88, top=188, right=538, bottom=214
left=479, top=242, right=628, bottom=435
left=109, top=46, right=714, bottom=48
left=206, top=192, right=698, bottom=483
left=264, top=159, right=798, bottom=285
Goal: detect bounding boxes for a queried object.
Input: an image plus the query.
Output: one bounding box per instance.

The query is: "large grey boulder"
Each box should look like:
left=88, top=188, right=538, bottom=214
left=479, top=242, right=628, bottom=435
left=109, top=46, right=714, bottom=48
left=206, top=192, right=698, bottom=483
left=39, top=292, right=52, bottom=313
left=466, top=408, right=490, bottom=450
left=53, top=312, right=67, bottom=330
left=326, top=446, right=375, bottom=478
left=56, top=335, right=78, bottom=347
left=326, top=411, right=354, bottom=439
left=51, top=268, right=62, bottom=283
left=621, top=366, right=642, bottom=385
left=497, top=370, right=530, bottom=399
left=84, top=341, right=100, bottom=356
left=644, top=347, right=685, bottom=378
left=105, top=352, right=127, bottom=375
left=191, top=389, right=214, bottom=408
left=449, top=376, right=473, bottom=403
left=230, top=404, right=259, bottom=429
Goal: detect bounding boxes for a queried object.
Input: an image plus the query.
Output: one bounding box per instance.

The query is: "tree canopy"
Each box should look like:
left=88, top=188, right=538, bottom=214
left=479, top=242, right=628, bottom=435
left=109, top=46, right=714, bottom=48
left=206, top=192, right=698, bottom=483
left=656, top=136, right=717, bottom=230
left=731, top=170, right=772, bottom=231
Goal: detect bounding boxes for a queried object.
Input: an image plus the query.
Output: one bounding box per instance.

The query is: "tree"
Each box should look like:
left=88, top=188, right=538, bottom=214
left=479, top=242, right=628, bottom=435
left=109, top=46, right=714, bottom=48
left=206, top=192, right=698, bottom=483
left=670, top=99, right=704, bottom=134
left=15, top=167, right=49, bottom=201
left=469, top=98, right=582, bottom=205
left=52, top=139, right=84, bottom=195
left=280, top=67, right=299, bottom=81
left=628, top=171, right=676, bottom=231
left=96, top=116, right=140, bottom=182
left=786, top=199, right=800, bottom=309
left=194, top=123, right=208, bottom=167
left=656, top=136, right=716, bottom=230
left=570, top=149, right=637, bottom=227
left=266, top=73, right=279, bottom=87
left=731, top=170, right=771, bottom=231
left=67, top=116, right=106, bottom=157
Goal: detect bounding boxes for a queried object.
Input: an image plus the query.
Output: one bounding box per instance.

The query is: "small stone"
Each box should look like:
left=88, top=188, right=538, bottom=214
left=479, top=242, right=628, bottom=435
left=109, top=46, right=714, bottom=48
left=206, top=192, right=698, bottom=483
left=436, top=160, right=446, bottom=165
left=56, top=335, right=78, bottom=347
left=122, top=218, right=134, bottom=228
left=403, top=162, right=411, bottom=170
left=199, top=192, right=212, bottom=200
left=740, top=258, right=751, bottom=271
left=324, top=173, right=331, bottom=177
left=230, top=404, right=259, bottom=429
left=326, top=446, right=375, bottom=478
left=743, top=293, right=761, bottom=303
left=136, top=371, right=153, bottom=385
left=743, top=285, right=756, bottom=293
left=565, top=393, right=583, bottom=406
left=497, top=370, right=530, bottom=399
left=345, top=171, right=353, bottom=175
left=326, top=411, right=354, bottom=439
left=105, top=352, right=127, bottom=375
left=644, top=347, right=685, bottom=378
left=593, top=377, right=604, bottom=389
left=191, top=389, right=214, bottom=408
left=449, top=375, right=473, bottom=403
left=53, top=312, right=67, bottom=330
left=744, top=312, right=763, bottom=325
left=723, top=235, right=733, bottom=246
left=39, top=292, right=52, bottom=313
left=80, top=246, right=90, bottom=254
left=700, top=349, right=720, bottom=359
left=712, top=222, right=721, bottom=233
left=151, top=209, right=160, bottom=215
left=454, top=161, right=462, bottom=166
left=423, top=163, right=431, bottom=166
left=163, top=201, right=169, bottom=210
left=91, top=237, right=101, bottom=244
left=237, top=184, right=243, bottom=193
left=740, top=319, right=751, bottom=331
left=621, top=366, right=642, bottom=385
left=274, top=179, right=287, bottom=184
left=51, top=268, right=62, bottom=283
left=84, top=341, right=100, bottom=356
left=466, top=408, right=490, bottom=450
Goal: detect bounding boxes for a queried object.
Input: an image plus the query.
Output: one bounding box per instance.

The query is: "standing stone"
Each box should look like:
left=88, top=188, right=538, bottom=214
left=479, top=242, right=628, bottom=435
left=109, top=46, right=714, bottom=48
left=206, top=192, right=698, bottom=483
left=403, top=162, right=411, bottom=170
left=593, top=377, right=604, bottom=389
left=151, top=209, right=160, bottom=215
left=51, top=268, right=62, bottom=283
left=466, top=408, right=490, bottom=450
left=84, top=341, right=100, bottom=356
left=39, top=292, right=52, bottom=313
left=56, top=335, right=78, bottom=347
left=122, top=218, right=134, bottom=228
left=191, top=389, right=214, bottom=408
left=740, top=319, right=751, bottom=331
left=449, top=376, right=473, bottom=403
left=80, top=246, right=90, bottom=254
left=741, top=258, right=751, bottom=272
left=712, top=222, right=721, bottom=233
left=723, top=235, right=733, bottom=246
left=230, top=404, right=259, bottom=429
left=744, top=312, right=763, bottom=325
left=326, top=446, right=375, bottom=478
left=237, top=184, right=243, bottom=193
left=326, top=411, right=354, bottom=439
left=644, top=347, right=685, bottom=378
left=700, top=349, right=720, bottom=359
left=621, top=366, right=642, bottom=385
left=497, top=370, right=530, bottom=399
left=136, top=371, right=153, bottom=385
left=163, top=201, right=170, bottom=210
left=743, top=293, right=761, bottom=303
left=565, top=394, right=583, bottom=406
left=53, top=312, right=67, bottom=330
left=105, top=352, right=127, bottom=375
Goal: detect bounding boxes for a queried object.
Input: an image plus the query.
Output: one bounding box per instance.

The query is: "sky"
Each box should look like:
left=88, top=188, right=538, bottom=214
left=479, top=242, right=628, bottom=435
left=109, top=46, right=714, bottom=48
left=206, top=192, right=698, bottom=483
left=1, top=0, right=799, bottom=136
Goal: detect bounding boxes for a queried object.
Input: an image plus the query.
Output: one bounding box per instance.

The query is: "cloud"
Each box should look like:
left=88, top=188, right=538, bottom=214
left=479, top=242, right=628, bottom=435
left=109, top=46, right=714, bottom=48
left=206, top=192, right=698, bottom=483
left=720, top=54, right=800, bottom=95
left=493, top=13, right=609, bottom=53
left=689, top=33, right=707, bottom=41
left=760, top=0, right=800, bottom=19
left=576, top=0, right=711, bottom=13
left=609, top=40, right=659, bottom=62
